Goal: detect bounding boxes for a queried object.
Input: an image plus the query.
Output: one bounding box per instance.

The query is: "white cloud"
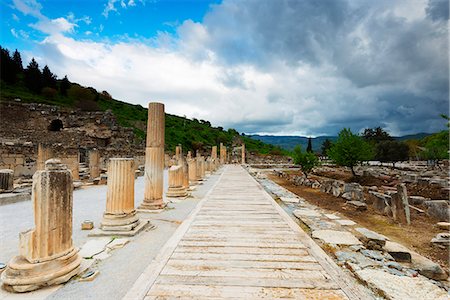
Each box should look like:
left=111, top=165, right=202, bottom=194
left=12, top=13, right=20, bottom=21
left=13, top=0, right=449, bottom=136
left=103, top=0, right=145, bottom=18
left=12, top=0, right=44, bottom=19
left=11, top=28, right=30, bottom=39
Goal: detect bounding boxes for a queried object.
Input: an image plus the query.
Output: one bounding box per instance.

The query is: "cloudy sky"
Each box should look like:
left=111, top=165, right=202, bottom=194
left=1, top=0, right=448, bottom=136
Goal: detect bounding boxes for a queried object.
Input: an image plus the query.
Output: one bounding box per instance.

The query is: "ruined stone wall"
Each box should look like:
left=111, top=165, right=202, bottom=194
left=0, top=101, right=145, bottom=177
left=0, top=101, right=138, bottom=150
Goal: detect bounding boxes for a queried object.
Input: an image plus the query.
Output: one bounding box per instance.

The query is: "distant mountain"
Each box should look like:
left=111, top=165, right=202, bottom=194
left=249, top=133, right=433, bottom=152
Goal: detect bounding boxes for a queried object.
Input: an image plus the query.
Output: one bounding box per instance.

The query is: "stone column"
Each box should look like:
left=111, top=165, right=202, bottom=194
left=182, top=158, right=189, bottom=190
left=195, top=156, right=203, bottom=182
left=188, top=158, right=197, bottom=185
left=211, top=146, right=217, bottom=160
left=139, top=102, right=165, bottom=210
left=175, top=144, right=182, bottom=163
left=219, top=143, right=225, bottom=164
left=391, top=184, right=411, bottom=225
left=0, top=169, right=14, bottom=191
left=187, top=151, right=192, bottom=160
left=37, top=144, right=52, bottom=171
left=1, top=159, right=81, bottom=293
left=89, top=149, right=100, bottom=179
left=242, top=144, right=246, bottom=164
left=100, top=158, right=141, bottom=232
left=167, top=165, right=187, bottom=198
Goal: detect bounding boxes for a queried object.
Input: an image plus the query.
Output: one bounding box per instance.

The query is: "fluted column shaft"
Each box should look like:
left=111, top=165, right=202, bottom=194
left=140, top=102, right=165, bottom=210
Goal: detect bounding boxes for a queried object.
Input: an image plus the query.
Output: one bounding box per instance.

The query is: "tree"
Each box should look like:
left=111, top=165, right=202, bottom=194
left=328, top=128, right=374, bottom=176
left=321, top=139, right=333, bottom=155
left=24, top=58, right=43, bottom=93
left=363, top=127, right=392, bottom=143
left=60, top=75, right=70, bottom=96
left=306, top=137, right=313, bottom=153
left=422, top=130, right=449, bottom=161
left=0, top=47, right=17, bottom=83
left=293, top=145, right=319, bottom=178
left=42, top=65, right=57, bottom=89
left=375, top=140, right=409, bottom=167
left=12, top=49, right=23, bottom=73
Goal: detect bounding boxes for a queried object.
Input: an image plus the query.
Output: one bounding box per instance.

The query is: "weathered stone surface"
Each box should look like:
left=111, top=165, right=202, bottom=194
left=0, top=169, right=14, bottom=191
left=312, top=230, right=362, bottom=245
left=336, top=219, right=356, bottom=226
left=324, top=213, right=340, bottom=220
left=431, top=232, right=450, bottom=246
left=369, top=191, right=391, bottom=214
left=391, top=184, right=410, bottom=224
left=279, top=197, right=300, bottom=203
left=355, top=269, right=448, bottom=300
left=346, top=200, right=368, bottom=211
left=139, top=102, right=166, bottom=210
left=293, top=208, right=321, bottom=218
left=384, top=241, right=411, bottom=263
left=409, top=195, right=426, bottom=205
left=436, top=222, right=450, bottom=230
left=99, top=158, right=142, bottom=234
left=81, top=220, right=94, bottom=230
left=1, top=159, right=81, bottom=292
left=166, top=165, right=188, bottom=198
left=424, top=200, right=449, bottom=222
left=79, top=238, right=113, bottom=258
left=355, top=227, right=387, bottom=250
left=0, top=192, right=30, bottom=206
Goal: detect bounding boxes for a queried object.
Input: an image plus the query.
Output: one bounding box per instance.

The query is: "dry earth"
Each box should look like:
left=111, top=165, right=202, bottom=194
left=269, top=174, right=449, bottom=270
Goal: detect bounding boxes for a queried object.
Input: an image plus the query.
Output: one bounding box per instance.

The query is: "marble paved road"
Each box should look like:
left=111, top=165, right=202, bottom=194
left=126, top=165, right=372, bottom=299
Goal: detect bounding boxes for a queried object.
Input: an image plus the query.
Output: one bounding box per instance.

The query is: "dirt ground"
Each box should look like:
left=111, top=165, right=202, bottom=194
left=269, top=174, right=449, bottom=270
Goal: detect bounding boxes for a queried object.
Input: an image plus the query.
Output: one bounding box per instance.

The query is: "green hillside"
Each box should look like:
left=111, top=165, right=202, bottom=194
left=0, top=46, right=285, bottom=155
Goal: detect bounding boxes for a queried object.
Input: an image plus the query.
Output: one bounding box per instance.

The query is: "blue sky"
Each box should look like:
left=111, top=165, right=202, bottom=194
left=1, top=0, right=449, bottom=136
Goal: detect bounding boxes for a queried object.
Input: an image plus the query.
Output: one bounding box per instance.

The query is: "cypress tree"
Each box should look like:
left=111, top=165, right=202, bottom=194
left=306, top=137, right=313, bottom=153
left=24, top=58, right=43, bottom=93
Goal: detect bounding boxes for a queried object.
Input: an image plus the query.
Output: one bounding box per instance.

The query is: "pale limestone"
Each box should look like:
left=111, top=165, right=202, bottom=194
left=1, top=159, right=81, bottom=293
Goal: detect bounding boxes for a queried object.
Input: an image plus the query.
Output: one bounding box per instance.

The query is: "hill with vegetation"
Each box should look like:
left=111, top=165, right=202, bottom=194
left=0, top=46, right=285, bottom=155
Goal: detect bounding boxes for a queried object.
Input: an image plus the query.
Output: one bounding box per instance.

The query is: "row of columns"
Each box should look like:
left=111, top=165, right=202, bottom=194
left=1, top=102, right=233, bottom=293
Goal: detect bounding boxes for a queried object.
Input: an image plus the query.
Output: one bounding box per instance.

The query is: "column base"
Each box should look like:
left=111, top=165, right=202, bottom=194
left=1, top=248, right=81, bottom=293
left=99, top=211, right=140, bottom=231
left=88, top=220, right=153, bottom=237
left=137, top=199, right=167, bottom=212
left=166, top=186, right=188, bottom=198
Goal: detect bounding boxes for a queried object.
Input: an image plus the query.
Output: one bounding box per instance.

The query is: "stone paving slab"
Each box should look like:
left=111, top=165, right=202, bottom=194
left=125, top=165, right=373, bottom=299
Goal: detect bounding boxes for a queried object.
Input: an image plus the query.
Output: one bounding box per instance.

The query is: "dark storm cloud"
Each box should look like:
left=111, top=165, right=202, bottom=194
left=426, top=0, right=449, bottom=21
left=193, top=0, right=449, bottom=135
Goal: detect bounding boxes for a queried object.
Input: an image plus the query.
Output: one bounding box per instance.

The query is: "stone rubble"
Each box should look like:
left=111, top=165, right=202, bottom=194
left=253, top=171, right=449, bottom=298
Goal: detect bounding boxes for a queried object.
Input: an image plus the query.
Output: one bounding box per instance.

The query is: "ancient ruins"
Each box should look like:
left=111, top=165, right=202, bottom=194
left=0, top=100, right=448, bottom=299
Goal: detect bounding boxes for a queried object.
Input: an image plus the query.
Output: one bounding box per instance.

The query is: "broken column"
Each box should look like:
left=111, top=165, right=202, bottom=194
left=139, top=102, right=165, bottom=210
left=97, top=158, right=146, bottom=235
left=1, top=159, right=81, bottom=292
left=195, top=156, right=203, bottom=182
left=175, top=144, right=182, bottom=163
left=166, top=165, right=188, bottom=198
left=391, top=183, right=411, bottom=225
left=181, top=157, right=190, bottom=191
left=0, top=169, right=14, bottom=192
left=89, top=149, right=100, bottom=179
left=36, top=144, right=52, bottom=171
left=242, top=143, right=246, bottom=164
left=188, top=158, right=197, bottom=185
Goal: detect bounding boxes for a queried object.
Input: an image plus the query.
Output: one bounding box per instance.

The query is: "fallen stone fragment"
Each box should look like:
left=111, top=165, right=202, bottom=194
left=346, top=200, right=368, bottom=211
left=336, top=219, right=356, bottom=226
left=355, top=227, right=387, bottom=250
left=436, top=222, right=450, bottom=230
left=355, top=268, right=448, bottom=300
left=431, top=232, right=450, bottom=246
left=312, top=230, right=362, bottom=246
left=79, top=270, right=100, bottom=282
left=280, top=197, right=300, bottom=203
left=81, top=220, right=94, bottom=230
left=384, top=241, right=412, bottom=262
left=324, top=213, right=340, bottom=220
left=386, top=261, right=403, bottom=271
left=293, top=208, right=321, bottom=218
left=107, top=238, right=130, bottom=250
left=360, top=249, right=385, bottom=261
left=424, top=200, right=449, bottom=222
left=79, top=238, right=113, bottom=259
